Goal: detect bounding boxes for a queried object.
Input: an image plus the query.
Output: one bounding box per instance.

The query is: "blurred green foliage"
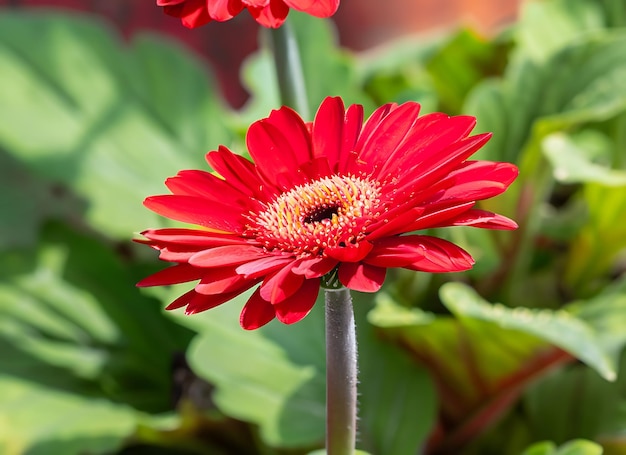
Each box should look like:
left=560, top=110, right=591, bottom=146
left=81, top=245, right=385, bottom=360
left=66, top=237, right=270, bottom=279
left=1, top=0, right=626, bottom=454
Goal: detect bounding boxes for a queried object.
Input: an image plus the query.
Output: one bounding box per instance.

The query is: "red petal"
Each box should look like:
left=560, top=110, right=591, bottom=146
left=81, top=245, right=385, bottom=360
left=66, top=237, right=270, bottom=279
left=413, top=238, right=474, bottom=272
left=325, top=241, right=373, bottom=262
left=433, top=161, right=519, bottom=202
left=248, top=0, right=290, bottom=28
left=284, top=0, right=339, bottom=16
left=377, top=114, right=476, bottom=177
left=166, top=287, right=247, bottom=314
left=205, top=146, right=272, bottom=199
left=337, top=104, right=365, bottom=173
left=137, top=263, right=204, bottom=287
left=346, top=103, right=395, bottom=174
left=189, top=245, right=266, bottom=267
left=208, top=0, right=243, bottom=21
left=291, top=256, right=338, bottom=278
left=394, top=133, right=492, bottom=196
left=166, top=288, right=196, bottom=310
left=236, top=255, right=295, bottom=278
left=138, top=228, right=253, bottom=248
left=161, top=0, right=213, bottom=28
left=366, top=207, right=426, bottom=241
left=338, top=262, right=386, bottom=292
left=144, top=195, right=243, bottom=232
left=312, top=97, right=363, bottom=173
left=186, top=285, right=256, bottom=314
left=246, top=105, right=311, bottom=189
left=165, top=170, right=251, bottom=208
left=356, top=102, right=422, bottom=172
left=273, top=278, right=320, bottom=324
left=404, top=202, right=475, bottom=232
left=195, top=267, right=249, bottom=294
left=260, top=261, right=305, bottom=303
left=442, top=209, right=519, bottom=230
left=366, top=235, right=474, bottom=273
left=240, top=288, right=276, bottom=330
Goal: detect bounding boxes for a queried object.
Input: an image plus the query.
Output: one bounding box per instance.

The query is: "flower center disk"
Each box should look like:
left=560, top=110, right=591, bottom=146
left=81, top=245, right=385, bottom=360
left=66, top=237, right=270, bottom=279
left=248, top=174, right=381, bottom=255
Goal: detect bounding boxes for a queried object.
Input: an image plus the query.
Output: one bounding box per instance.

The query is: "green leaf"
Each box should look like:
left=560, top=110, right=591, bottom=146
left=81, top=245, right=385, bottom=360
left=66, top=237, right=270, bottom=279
left=521, top=439, right=603, bottom=455
left=542, top=132, right=626, bottom=185
left=426, top=28, right=508, bottom=113
left=524, top=366, right=622, bottom=448
left=516, top=0, right=605, bottom=62
left=184, top=291, right=435, bottom=453
left=368, top=281, right=626, bottom=452
left=0, top=375, right=137, bottom=455
left=466, top=30, right=626, bottom=165
left=565, top=182, right=626, bottom=289
left=440, top=282, right=617, bottom=381
left=0, top=222, right=193, bottom=412
left=0, top=12, right=232, bottom=238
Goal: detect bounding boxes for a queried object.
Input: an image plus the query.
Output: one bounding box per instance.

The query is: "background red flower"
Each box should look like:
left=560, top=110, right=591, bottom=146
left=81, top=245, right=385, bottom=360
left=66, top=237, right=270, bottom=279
left=157, top=0, right=340, bottom=28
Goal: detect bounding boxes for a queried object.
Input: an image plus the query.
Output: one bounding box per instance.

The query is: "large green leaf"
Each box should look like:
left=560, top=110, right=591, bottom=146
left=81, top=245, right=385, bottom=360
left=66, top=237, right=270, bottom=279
left=0, top=375, right=137, bottom=455
left=542, top=132, right=626, bottom=186
left=183, top=291, right=435, bottom=453
left=516, top=0, right=605, bottom=62
left=368, top=281, right=626, bottom=453
left=0, top=12, right=233, bottom=239
left=0, top=222, right=194, bottom=412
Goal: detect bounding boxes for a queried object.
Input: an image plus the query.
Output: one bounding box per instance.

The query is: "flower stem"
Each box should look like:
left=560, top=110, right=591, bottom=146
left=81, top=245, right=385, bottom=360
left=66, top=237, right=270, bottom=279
left=268, top=20, right=310, bottom=118
left=325, top=287, right=357, bottom=455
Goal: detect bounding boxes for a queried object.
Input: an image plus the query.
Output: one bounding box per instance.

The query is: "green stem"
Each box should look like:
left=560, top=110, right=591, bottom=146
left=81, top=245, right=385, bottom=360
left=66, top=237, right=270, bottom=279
left=268, top=20, right=310, bottom=118
left=325, top=287, right=357, bottom=455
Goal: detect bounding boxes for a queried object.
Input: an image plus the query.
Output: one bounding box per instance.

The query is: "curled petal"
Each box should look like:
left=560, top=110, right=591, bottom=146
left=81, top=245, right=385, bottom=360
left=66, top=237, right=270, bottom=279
left=248, top=0, right=290, bottom=28
left=284, top=0, right=339, bottom=17
left=338, top=262, right=386, bottom=292
left=325, top=240, right=373, bottom=262
left=291, top=256, right=338, bottom=278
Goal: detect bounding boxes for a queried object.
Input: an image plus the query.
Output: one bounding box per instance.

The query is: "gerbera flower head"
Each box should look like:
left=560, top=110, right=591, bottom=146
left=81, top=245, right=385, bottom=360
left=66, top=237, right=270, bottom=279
left=156, top=0, right=340, bottom=29
left=137, top=97, right=518, bottom=329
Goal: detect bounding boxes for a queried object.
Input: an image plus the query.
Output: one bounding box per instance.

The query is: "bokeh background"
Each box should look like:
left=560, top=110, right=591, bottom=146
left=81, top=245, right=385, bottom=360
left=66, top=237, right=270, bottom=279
left=1, top=1, right=626, bottom=454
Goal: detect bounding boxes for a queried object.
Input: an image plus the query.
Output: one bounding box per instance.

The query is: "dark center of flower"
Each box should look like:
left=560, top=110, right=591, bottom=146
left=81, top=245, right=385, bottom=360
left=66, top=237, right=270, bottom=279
left=245, top=174, right=381, bottom=256
left=303, top=205, right=341, bottom=224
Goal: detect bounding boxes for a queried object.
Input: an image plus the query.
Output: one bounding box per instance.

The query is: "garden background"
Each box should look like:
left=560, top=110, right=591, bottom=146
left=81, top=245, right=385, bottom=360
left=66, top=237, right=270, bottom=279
left=1, top=0, right=626, bottom=454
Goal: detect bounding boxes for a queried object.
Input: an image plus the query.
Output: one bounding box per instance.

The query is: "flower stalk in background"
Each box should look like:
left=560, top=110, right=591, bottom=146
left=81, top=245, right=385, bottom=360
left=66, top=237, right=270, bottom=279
left=136, top=96, right=519, bottom=330
left=157, top=0, right=340, bottom=28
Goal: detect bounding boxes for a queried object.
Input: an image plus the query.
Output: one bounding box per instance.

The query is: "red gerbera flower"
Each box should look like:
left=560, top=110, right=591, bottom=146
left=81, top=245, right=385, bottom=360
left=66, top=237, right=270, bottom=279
left=137, top=97, right=518, bottom=329
left=156, top=0, right=340, bottom=29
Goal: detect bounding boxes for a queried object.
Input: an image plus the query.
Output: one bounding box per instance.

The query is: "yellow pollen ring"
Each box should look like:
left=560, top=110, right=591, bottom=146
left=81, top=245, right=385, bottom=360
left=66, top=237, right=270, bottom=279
left=247, top=174, right=381, bottom=254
